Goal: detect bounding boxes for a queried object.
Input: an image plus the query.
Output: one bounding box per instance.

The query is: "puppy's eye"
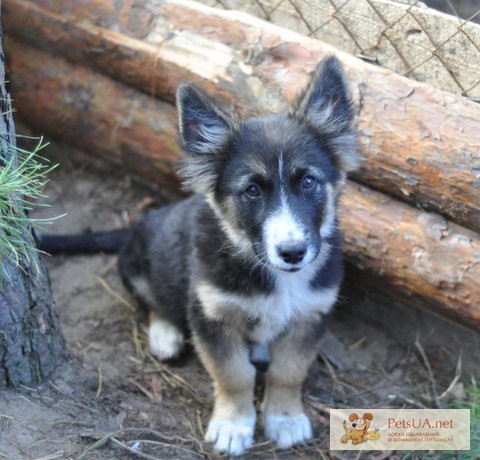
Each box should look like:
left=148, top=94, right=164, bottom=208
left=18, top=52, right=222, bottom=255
left=302, top=175, right=315, bottom=189
left=245, top=184, right=260, bottom=197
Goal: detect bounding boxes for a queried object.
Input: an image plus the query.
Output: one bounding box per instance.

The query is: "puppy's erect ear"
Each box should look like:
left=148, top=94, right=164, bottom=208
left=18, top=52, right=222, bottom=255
left=177, top=83, right=233, bottom=156
left=349, top=413, right=359, bottom=422
left=292, top=56, right=361, bottom=173
left=363, top=413, right=373, bottom=421
left=176, top=83, right=235, bottom=193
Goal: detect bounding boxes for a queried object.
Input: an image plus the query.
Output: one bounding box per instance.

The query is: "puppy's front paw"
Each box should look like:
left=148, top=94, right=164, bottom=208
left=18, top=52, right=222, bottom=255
left=205, top=415, right=256, bottom=456
left=264, top=413, right=313, bottom=448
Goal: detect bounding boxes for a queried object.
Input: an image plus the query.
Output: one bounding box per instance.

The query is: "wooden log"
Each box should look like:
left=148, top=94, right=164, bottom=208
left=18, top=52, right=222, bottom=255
left=341, top=184, right=480, bottom=330
left=6, top=40, right=180, bottom=188
left=4, top=0, right=480, bottom=234
left=7, top=39, right=480, bottom=330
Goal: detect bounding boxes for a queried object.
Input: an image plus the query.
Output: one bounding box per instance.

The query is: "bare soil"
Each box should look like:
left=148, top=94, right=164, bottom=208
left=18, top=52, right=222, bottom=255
left=0, top=141, right=475, bottom=460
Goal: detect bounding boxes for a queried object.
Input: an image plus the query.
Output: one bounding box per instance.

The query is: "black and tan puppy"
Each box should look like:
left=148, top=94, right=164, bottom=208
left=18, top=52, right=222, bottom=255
left=40, top=56, right=359, bottom=455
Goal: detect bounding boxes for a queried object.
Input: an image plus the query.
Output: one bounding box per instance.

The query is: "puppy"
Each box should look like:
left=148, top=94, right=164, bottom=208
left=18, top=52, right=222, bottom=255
left=341, top=413, right=373, bottom=444
left=41, top=56, right=359, bottom=455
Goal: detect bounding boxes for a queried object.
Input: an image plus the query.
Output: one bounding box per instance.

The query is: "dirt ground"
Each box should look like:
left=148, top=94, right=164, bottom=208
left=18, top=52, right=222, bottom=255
left=0, top=139, right=477, bottom=460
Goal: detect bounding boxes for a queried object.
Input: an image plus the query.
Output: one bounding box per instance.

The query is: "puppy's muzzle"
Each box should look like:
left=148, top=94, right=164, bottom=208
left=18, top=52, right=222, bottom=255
left=276, top=241, right=307, bottom=265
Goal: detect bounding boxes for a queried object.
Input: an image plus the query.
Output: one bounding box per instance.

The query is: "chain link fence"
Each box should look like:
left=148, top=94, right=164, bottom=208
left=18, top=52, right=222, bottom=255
left=200, top=0, right=480, bottom=101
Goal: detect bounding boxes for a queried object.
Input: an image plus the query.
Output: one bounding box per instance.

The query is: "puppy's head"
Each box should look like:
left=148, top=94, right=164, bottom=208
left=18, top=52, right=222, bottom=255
left=177, top=56, right=359, bottom=272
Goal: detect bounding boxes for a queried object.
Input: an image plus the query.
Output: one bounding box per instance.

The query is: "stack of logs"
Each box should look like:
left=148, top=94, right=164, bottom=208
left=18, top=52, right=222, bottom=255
left=4, top=0, right=480, bottom=329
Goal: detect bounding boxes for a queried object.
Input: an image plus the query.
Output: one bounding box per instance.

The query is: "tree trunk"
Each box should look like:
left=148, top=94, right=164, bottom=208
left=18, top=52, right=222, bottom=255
left=0, top=22, right=64, bottom=387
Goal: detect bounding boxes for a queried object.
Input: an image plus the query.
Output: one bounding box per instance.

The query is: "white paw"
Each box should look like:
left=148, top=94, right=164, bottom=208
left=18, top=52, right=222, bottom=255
left=205, top=415, right=256, bottom=456
left=264, top=413, right=313, bottom=448
left=148, top=319, right=184, bottom=360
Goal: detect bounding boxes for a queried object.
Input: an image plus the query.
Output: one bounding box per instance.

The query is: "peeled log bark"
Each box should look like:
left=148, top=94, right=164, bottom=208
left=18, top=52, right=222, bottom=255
left=4, top=0, right=480, bottom=233
left=7, top=40, right=480, bottom=330
left=6, top=41, right=179, bottom=188
left=341, top=184, right=480, bottom=329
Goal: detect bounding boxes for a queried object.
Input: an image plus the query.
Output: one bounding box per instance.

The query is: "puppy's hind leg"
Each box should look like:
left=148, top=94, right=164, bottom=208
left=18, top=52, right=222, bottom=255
left=148, top=311, right=184, bottom=361
left=125, top=273, right=185, bottom=360
left=118, top=223, right=185, bottom=361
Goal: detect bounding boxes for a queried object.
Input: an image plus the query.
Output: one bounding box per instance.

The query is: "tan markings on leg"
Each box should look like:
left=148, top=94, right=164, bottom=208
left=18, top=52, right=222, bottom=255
left=194, top=332, right=256, bottom=456
left=262, top=321, right=321, bottom=448
left=148, top=311, right=184, bottom=361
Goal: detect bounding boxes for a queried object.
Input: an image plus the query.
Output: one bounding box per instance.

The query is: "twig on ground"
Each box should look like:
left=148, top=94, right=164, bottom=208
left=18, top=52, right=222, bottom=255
left=48, top=382, right=99, bottom=414
left=145, top=355, right=203, bottom=403
left=96, top=276, right=135, bottom=311
left=110, top=438, right=160, bottom=460
left=414, top=335, right=441, bottom=408
left=95, top=366, right=103, bottom=399
left=349, top=336, right=366, bottom=351
left=32, top=451, right=64, bottom=460
left=132, top=323, right=145, bottom=358
left=306, top=398, right=331, bottom=425
left=439, top=355, right=462, bottom=400
left=77, top=427, right=177, bottom=460
left=317, top=448, right=327, bottom=460
left=196, top=410, right=204, bottom=438
left=99, top=258, right=118, bottom=276
left=16, top=394, right=36, bottom=406
left=318, top=352, right=338, bottom=382
left=122, top=438, right=204, bottom=458
left=129, top=378, right=154, bottom=400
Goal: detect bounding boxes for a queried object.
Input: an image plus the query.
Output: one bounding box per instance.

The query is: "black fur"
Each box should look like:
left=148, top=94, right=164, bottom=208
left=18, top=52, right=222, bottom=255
left=38, top=229, right=129, bottom=254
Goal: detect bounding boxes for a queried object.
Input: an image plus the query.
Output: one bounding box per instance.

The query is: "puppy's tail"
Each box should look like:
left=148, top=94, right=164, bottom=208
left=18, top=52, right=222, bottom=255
left=37, top=229, right=130, bottom=255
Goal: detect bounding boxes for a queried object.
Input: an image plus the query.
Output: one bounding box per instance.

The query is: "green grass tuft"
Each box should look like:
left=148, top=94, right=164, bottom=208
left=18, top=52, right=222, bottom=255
left=449, top=377, right=480, bottom=459
left=0, top=133, right=57, bottom=279
left=424, top=378, right=480, bottom=460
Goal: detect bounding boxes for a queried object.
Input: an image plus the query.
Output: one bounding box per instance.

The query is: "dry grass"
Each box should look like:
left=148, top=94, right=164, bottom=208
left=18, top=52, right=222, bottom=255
left=69, top=322, right=473, bottom=460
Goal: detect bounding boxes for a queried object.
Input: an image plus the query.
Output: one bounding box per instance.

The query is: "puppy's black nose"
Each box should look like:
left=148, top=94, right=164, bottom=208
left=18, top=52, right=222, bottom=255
left=277, top=242, right=307, bottom=264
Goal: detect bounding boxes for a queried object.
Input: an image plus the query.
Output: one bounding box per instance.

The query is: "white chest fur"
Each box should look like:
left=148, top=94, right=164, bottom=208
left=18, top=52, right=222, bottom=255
left=196, top=261, right=339, bottom=345
left=248, top=272, right=338, bottom=343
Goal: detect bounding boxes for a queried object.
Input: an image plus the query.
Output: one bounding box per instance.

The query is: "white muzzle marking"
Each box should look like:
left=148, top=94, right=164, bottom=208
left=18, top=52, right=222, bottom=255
left=263, top=198, right=311, bottom=270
